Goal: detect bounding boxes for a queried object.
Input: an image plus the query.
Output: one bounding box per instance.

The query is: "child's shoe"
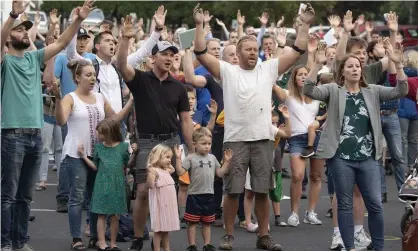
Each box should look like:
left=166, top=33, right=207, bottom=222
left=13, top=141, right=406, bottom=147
left=203, top=244, right=216, bottom=251
left=301, top=147, right=315, bottom=158
left=187, top=244, right=198, bottom=251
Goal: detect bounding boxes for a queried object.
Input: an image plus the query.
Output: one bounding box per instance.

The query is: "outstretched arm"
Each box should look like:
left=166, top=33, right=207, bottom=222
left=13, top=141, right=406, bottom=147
left=193, top=4, right=220, bottom=79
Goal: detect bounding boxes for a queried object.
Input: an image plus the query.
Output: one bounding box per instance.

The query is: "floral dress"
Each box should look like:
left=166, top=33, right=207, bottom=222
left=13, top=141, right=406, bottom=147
left=336, top=92, right=375, bottom=160
left=91, top=142, right=130, bottom=215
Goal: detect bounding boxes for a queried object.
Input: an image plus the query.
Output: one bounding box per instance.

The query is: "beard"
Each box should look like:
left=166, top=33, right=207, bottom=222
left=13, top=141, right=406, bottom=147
left=10, top=35, right=30, bottom=50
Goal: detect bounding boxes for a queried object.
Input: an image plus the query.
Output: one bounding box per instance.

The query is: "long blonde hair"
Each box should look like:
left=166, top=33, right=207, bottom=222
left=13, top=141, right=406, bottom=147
left=146, top=144, right=173, bottom=169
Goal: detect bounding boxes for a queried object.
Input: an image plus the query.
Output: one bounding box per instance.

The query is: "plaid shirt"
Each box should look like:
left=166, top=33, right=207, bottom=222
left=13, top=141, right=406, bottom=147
left=380, top=72, right=399, bottom=111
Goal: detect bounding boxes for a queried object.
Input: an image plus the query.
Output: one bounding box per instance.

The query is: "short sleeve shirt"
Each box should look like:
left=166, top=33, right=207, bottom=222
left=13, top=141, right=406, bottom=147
left=1, top=49, right=45, bottom=128
left=182, top=153, right=221, bottom=195
left=220, top=58, right=280, bottom=142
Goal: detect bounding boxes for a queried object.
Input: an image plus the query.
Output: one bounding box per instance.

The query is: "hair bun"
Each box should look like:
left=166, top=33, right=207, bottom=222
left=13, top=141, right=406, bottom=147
left=67, top=60, right=79, bottom=70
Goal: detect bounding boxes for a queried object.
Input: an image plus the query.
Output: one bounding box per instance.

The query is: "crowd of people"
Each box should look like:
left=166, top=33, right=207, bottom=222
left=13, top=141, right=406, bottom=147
left=1, top=0, right=418, bottom=251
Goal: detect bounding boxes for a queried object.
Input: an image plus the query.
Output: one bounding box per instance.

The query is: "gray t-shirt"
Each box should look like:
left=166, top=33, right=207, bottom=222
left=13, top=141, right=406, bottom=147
left=182, top=153, right=221, bottom=195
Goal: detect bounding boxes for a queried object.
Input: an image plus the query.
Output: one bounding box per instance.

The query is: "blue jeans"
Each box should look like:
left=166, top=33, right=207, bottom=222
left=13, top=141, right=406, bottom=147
left=56, top=124, right=69, bottom=204
left=1, top=132, right=42, bottom=249
left=329, top=157, right=384, bottom=251
left=63, top=156, right=98, bottom=238
left=325, top=161, right=335, bottom=196
left=379, top=160, right=387, bottom=194
left=381, top=114, right=406, bottom=191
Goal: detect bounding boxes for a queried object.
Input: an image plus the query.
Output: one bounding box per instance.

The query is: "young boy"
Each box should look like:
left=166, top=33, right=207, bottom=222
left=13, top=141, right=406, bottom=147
left=174, top=128, right=233, bottom=251
left=301, top=73, right=333, bottom=158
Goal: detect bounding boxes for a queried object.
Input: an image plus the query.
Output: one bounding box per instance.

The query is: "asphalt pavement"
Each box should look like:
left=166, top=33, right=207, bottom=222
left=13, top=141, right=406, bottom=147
left=28, top=155, right=404, bottom=251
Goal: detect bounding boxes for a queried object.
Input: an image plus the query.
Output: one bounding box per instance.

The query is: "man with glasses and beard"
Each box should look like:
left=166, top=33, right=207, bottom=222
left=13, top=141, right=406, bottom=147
left=1, top=1, right=96, bottom=251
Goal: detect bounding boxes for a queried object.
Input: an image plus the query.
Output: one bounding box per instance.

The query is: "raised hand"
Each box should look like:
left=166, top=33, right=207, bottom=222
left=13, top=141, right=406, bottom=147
left=258, top=12, right=269, bottom=26
left=215, top=18, right=225, bottom=27
left=34, top=11, right=41, bottom=25
left=131, top=143, right=138, bottom=153
left=365, top=21, right=374, bottom=33
left=153, top=5, right=167, bottom=29
left=237, top=10, right=245, bottom=25
left=276, top=27, right=287, bottom=47
left=12, top=0, right=30, bottom=15
left=307, top=34, right=319, bottom=53
left=386, top=11, right=398, bottom=32
left=121, top=15, right=135, bottom=39
left=76, top=0, right=96, bottom=21
left=20, top=12, right=28, bottom=22
left=204, top=10, right=213, bottom=24
left=174, top=145, right=183, bottom=159
left=50, top=80, right=61, bottom=99
left=343, top=10, right=356, bottom=32
left=315, top=43, right=327, bottom=64
left=49, top=9, right=61, bottom=25
left=277, top=16, right=284, bottom=28
left=385, top=39, right=404, bottom=64
left=193, top=3, right=204, bottom=25
left=328, top=15, right=341, bottom=28
left=207, top=99, right=218, bottom=114
left=45, top=35, right=55, bottom=46
left=278, top=104, right=289, bottom=119
left=223, top=149, right=233, bottom=163
left=299, top=3, right=315, bottom=25
left=357, top=14, right=365, bottom=26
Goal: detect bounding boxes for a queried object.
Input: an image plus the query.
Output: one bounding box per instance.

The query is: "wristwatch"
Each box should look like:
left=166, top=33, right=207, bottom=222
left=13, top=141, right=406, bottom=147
left=10, top=12, right=19, bottom=19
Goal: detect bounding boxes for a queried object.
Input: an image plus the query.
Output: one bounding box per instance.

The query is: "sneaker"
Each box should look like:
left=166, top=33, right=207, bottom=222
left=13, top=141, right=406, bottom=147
left=1, top=247, right=12, bottom=251
left=274, top=217, right=287, bottom=227
left=202, top=244, right=216, bottom=251
left=218, top=234, right=234, bottom=250
left=12, top=244, right=34, bottom=251
left=239, top=220, right=246, bottom=228
left=246, top=222, right=259, bottom=233
left=301, top=148, right=315, bottom=158
left=56, top=200, right=68, bottom=213
left=303, top=211, right=322, bottom=225
left=287, top=212, right=299, bottom=227
left=281, top=168, right=291, bottom=179
left=256, top=235, right=283, bottom=251
left=180, top=218, right=188, bottom=229
left=354, top=228, right=371, bottom=247
left=129, top=237, right=143, bottom=251
left=213, top=218, right=223, bottom=227
left=301, top=190, right=307, bottom=199
left=330, top=232, right=344, bottom=250
left=187, top=245, right=198, bottom=251
left=52, top=165, right=57, bottom=171
left=325, top=208, right=333, bottom=218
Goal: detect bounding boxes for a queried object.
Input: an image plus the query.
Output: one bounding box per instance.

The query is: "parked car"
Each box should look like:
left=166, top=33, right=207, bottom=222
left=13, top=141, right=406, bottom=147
left=26, top=11, right=48, bottom=35
left=373, top=25, right=418, bottom=48
left=68, top=8, right=104, bottom=33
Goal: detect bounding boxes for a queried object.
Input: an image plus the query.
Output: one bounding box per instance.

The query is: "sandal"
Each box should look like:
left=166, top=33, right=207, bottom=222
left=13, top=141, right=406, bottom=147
left=88, top=237, right=98, bottom=249
left=71, top=242, right=86, bottom=250
left=110, top=247, right=122, bottom=251
left=98, top=247, right=112, bottom=251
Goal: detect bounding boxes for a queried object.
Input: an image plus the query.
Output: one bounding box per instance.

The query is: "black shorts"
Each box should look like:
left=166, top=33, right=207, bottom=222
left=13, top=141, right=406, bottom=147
left=184, top=194, right=215, bottom=224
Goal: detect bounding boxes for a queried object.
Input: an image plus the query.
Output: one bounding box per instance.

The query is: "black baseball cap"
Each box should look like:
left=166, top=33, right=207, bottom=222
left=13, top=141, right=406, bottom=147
left=77, top=28, right=91, bottom=39
left=152, top=41, right=179, bottom=55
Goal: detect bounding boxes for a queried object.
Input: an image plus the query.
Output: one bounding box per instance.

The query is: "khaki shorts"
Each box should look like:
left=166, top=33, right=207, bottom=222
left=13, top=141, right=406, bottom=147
left=223, top=140, right=274, bottom=194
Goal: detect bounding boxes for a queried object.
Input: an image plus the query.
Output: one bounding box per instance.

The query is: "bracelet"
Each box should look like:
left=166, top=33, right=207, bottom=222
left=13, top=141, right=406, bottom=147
left=9, top=12, right=18, bottom=19
left=277, top=45, right=285, bottom=49
left=194, top=47, right=208, bottom=56
left=291, top=44, right=305, bottom=55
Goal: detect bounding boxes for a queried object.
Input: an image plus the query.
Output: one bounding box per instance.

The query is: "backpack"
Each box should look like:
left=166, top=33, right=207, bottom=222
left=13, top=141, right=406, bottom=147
left=92, top=58, right=125, bottom=106
left=105, top=214, right=149, bottom=242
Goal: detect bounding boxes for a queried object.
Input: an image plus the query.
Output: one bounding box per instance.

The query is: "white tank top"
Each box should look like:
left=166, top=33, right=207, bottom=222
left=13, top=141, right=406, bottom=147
left=62, top=92, right=106, bottom=159
left=284, top=90, right=320, bottom=137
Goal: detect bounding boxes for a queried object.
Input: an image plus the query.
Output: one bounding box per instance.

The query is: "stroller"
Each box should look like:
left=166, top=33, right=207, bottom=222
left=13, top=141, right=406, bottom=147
left=398, top=153, right=418, bottom=234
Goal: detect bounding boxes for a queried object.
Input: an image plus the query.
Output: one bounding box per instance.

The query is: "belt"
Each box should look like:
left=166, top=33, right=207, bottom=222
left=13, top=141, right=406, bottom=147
left=2, top=128, right=41, bottom=135
left=138, top=132, right=177, bottom=140
left=380, top=109, right=398, bottom=116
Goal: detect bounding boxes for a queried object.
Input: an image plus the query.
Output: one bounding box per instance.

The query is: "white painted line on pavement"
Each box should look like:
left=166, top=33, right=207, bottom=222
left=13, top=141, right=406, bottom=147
left=36, top=183, right=58, bottom=186
left=31, top=209, right=56, bottom=212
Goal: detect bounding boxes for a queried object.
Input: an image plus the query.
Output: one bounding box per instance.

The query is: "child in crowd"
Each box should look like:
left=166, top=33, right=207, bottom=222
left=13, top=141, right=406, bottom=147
left=174, top=127, right=233, bottom=251
left=147, top=144, right=180, bottom=251
left=244, top=107, right=291, bottom=231
left=178, top=85, right=217, bottom=228
left=301, top=73, right=333, bottom=158
left=78, top=119, right=134, bottom=251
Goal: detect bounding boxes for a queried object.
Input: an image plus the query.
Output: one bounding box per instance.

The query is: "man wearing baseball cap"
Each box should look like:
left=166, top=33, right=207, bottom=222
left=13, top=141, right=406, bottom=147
left=0, top=0, right=97, bottom=250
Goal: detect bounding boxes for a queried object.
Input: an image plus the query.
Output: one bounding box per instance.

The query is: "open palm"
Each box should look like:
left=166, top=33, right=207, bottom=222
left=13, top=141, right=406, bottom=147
left=299, top=3, right=315, bottom=25
left=121, top=15, right=135, bottom=39
left=343, top=10, right=356, bottom=32
left=12, top=0, right=30, bottom=15
left=193, top=4, right=204, bottom=24
left=153, top=5, right=167, bottom=29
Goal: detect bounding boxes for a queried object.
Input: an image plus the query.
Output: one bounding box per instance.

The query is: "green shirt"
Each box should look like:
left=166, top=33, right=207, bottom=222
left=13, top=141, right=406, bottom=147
left=337, top=92, right=375, bottom=160
left=1, top=49, right=45, bottom=128
left=273, top=70, right=292, bottom=111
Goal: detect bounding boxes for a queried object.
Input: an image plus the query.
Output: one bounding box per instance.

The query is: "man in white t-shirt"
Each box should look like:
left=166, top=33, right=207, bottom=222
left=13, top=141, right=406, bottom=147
left=191, top=3, right=314, bottom=251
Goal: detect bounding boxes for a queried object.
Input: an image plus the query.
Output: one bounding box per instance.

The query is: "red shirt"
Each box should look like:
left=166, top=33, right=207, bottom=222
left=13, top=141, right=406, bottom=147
left=388, top=74, right=418, bottom=111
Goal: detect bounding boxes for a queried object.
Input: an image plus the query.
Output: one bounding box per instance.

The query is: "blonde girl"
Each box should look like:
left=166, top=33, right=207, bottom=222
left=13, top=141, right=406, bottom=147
left=147, top=144, right=180, bottom=251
